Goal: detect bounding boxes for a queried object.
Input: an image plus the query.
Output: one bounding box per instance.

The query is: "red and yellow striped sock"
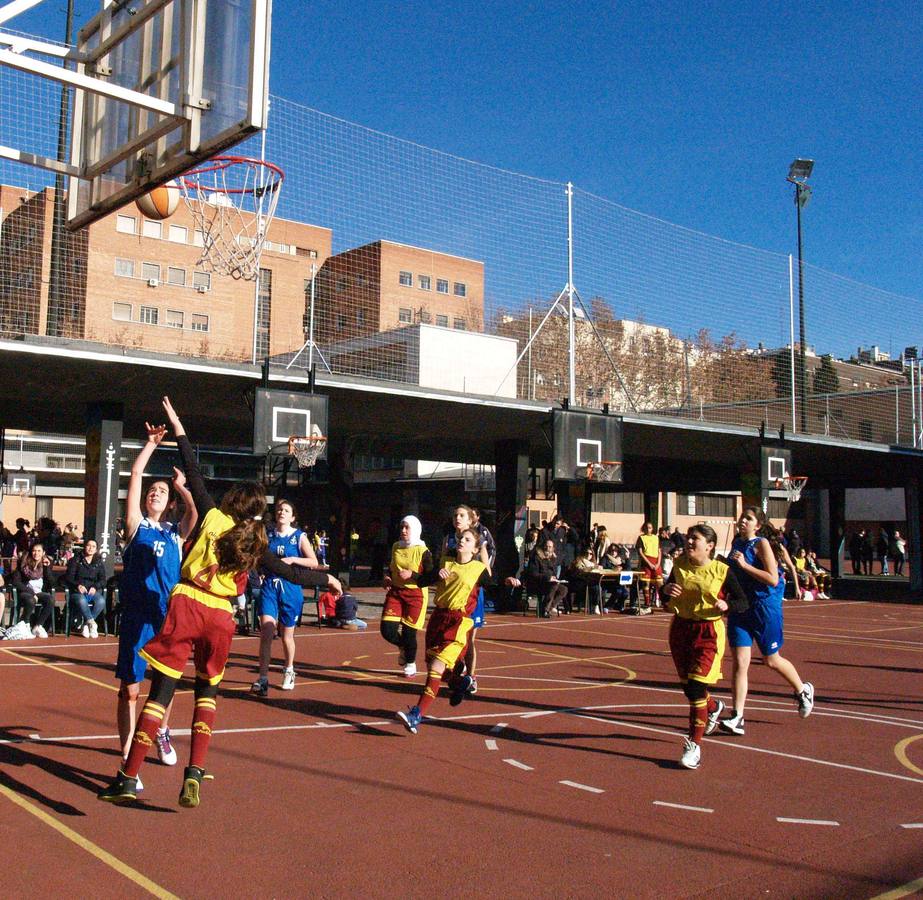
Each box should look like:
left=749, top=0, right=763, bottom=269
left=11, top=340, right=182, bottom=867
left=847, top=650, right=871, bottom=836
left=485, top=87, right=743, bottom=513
left=189, top=697, right=217, bottom=770
left=416, top=672, right=443, bottom=716
left=690, top=696, right=709, bottom=744
left=124, top=700, right=165, bottom=776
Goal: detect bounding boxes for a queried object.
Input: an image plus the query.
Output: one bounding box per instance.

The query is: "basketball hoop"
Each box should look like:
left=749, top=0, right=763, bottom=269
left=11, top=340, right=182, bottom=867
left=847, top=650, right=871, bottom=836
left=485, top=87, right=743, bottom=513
left=288, top=435, right=327, bottom=469
left=180, top=156, right=284, bottom=281
left=587, top=460, right=623, bottom=483
left=774, top=475, right=808, bottom=503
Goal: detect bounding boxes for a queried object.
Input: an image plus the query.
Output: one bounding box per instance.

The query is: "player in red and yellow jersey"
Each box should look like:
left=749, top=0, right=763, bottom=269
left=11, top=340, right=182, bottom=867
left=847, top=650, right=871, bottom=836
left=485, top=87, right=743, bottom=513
left=396, top=528, right=491, bottom=734
left=382, top=515, right=434, bottom=678
left=662, top=523, right=747, bottom=770
left=635, top=521, right=664, bottom=610
left=99, top=397, right=341, bottom=808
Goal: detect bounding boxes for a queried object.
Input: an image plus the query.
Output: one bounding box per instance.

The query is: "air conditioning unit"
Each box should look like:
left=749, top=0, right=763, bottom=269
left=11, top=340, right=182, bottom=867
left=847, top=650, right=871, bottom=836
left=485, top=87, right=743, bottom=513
left=147, top=278, right=159, bottom=287
left=195, top=285, right=207, bottom=293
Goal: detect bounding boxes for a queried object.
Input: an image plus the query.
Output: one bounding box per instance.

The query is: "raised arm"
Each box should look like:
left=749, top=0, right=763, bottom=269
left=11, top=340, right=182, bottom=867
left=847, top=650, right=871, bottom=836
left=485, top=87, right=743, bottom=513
left=163, top=396, right=214, bottom=516
left=125, top=422, right=168, bottom=539
left=171, top=467, right=199, bottom=540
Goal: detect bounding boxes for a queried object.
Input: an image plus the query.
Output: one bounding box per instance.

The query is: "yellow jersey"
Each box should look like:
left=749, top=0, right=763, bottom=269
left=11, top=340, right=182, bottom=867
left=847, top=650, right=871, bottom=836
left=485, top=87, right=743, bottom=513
left=433, top=557, right=486, bottom=613
left=666, top=557, right=732, bottom=622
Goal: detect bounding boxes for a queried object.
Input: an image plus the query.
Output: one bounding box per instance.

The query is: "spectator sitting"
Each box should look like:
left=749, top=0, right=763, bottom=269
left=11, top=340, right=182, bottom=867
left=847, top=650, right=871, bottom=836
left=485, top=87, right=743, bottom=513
left=793, top=548, right=820, bottom=600
left=568, top=545, right=601, bottom=613
left=805, top=551, right=832, bottom=599
left=600, top=543, right=630, bottom=611
left=328, top=590, right=367, bottom=631
left=11, top=542, right=55, bottom=638
left=526, top=538, right=568, bottom=617
left=63, top=537, right=108, bottom=638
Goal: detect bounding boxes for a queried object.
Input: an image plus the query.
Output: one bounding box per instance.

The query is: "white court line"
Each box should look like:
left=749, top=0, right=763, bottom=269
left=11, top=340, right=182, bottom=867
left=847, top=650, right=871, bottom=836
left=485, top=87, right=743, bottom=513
left=560, top=780, right=604, bottom=794
left=485, top=739, right=498, bottom=751
left=520, top=710, right=555, bottom=719
left=776, top=817, right=840, bottom=826
left=900, top=823, right=923, bottom=829
left=504, top=759, right=534, bottom=771
left=490, top=723, right=507, bottom=734
left=653, top=801, right=713, bottom=813
left=0, top=660, right=79, bottom=667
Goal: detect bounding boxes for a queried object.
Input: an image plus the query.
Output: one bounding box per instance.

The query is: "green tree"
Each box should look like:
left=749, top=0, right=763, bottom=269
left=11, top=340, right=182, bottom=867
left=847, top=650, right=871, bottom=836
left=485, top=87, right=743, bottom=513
left=812, top=354, right=840, bottom=394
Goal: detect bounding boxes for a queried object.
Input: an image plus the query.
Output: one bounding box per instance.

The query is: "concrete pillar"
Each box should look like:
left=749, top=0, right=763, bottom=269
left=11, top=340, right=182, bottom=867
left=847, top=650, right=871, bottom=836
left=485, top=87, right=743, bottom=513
left=494, top=440, right=530, bottom=581
left=643, top=490, right=659, bottom=528
left=906, top=478, right=922, bottom=594
left=828, top=485, right=846, bottom=579
left=84, top=402, right=123, bottom=578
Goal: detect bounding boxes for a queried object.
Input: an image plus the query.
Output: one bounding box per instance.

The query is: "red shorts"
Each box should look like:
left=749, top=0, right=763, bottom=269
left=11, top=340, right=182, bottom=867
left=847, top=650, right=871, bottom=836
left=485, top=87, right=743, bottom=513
left=317, top=591, right=338, bottom=618
left=140, top=590, right=235, bottom=686
left=639, top=562, right=663, bottom=585
left=425, top=607, right=473, bottom=669
left=382, top=586, right=427, bottom=630
left=668, top=615, right=725, bottom=685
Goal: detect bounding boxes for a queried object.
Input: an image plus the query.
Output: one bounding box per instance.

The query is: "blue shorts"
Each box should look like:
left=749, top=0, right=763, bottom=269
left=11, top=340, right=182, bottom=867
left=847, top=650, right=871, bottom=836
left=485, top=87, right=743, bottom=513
left=727, top=603, right=784, bottom=656
left=116, top=607, right=165, bottom=684
left=258, top=579, right=301, bottom=628
left=471, top=588, right=486, bottom=630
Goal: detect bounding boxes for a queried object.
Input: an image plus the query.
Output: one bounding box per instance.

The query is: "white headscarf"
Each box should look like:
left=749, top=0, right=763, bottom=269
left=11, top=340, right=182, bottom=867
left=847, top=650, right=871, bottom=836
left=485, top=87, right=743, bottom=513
left=399, top=515, right=426, bottom=548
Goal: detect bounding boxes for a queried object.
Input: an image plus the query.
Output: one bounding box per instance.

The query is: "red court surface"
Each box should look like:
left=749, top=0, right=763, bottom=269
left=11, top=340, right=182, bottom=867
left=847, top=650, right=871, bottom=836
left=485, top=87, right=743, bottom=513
left=2, top=598, right=923, bottom=899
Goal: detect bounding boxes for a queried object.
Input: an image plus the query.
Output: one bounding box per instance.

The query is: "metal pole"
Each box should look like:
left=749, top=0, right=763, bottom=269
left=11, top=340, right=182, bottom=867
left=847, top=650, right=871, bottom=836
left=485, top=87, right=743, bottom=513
left=251, top=128, right=268, bottom=366
left=788, top=254, right=797, bottom=433
left=911, top=362, right=917, bottom=449
left=527, top=306, right=533, bottom=400
left=796, top=186, right=808, bottom=433
left=919, top=361, right=923, bottom=447
left=308, top=262, right=317, bottom=371
left=566, top=182, right=575, bottom=404
left=895, top=384, right=900, bottom=444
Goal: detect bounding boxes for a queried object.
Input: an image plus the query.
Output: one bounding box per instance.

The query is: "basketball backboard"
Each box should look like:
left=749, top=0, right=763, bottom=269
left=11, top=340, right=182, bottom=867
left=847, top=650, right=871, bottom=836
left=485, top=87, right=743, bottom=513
left=4, top=470, right=35, bottom=497
left=0, top=0, right=271, bottom=230
left=760, top=445, right=792, bottom=496
left=253, top=389, right=328, bottom=457
left=551, top=409, right=623, bottom=482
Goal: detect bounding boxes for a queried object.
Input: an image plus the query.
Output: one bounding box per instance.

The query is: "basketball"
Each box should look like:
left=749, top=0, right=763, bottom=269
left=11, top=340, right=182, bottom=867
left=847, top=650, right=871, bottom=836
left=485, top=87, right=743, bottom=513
left=135, top=180, right=180, bottom=219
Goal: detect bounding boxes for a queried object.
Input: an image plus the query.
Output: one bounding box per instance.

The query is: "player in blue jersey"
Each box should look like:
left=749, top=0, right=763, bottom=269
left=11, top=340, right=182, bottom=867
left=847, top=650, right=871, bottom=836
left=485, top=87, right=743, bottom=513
left=719, top=507, right=814, bottom=736
left=250, top=499, right=319, bottom=696
left=115, top=422, right=197, bottom=771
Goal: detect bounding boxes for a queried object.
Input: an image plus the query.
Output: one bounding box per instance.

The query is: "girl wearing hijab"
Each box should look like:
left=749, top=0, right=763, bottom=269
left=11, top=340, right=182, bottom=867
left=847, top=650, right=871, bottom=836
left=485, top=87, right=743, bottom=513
left=381, top=515, right=434, bottom=677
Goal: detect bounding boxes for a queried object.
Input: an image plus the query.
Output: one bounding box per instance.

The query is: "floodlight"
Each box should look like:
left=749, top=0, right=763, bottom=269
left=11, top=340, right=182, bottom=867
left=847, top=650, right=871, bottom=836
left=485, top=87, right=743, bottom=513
left=788, top=158, right=814, bottom=181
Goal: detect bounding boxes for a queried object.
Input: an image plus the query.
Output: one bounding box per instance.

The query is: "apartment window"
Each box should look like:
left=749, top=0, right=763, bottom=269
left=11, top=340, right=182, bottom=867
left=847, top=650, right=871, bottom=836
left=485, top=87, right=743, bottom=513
left=591, top=492, right=643, bottom=514
left=398, top=307, right=412, bottom=324
left=140, top=306, right=159, bottom=325
left=193, top=230, right=205, bottom=248
left=453, top=282, right=467, bottom=297
left=116, top=215, right=136, bottom=234
left=418, top=310, right=431, bottom=324
left=336, top=278, right=347, bottom=293
left=677, top=493, right=737, bottom=518
left=418, top=274, right=431, bottom=291
left=192, top=271, right=211, bottom=291
left=166, top=309, right=184, bottom=329
left=435, top=314, right=448, bottom=327
left=436, top=278, right=448, bottom=294
left=296, top=246, right=319, bottom=258
left=142, top=219, right=162, bottom=239
left=191, top=313, right=209, bottom=332
left=399, top=270, right=413, bottom=287
left=168, top=224, right=187, bottom=243
left=356, top=275, right=367, bottom=287
left=167, top=266, right=186, bottom=286
left=112, top=302, right=132, bottom=321
left=336, top=313, right=346, bottom=329
left=114, top=258, right=134, bottom=277
left=453, top=317, right=466, bottom=330
left=142, top=262, right=160, bottom=282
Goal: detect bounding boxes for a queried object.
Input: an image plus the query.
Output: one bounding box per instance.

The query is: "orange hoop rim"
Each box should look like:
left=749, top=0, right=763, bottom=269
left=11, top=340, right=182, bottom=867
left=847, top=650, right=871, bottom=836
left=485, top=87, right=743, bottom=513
left=180, top=155, right=284, bottom=195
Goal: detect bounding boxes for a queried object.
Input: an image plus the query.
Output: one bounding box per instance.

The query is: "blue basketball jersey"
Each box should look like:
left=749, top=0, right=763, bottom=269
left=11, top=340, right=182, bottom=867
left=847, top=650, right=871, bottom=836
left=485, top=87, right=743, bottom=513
left=729, top=536, right=780, bottom=610
left=261, top=527, right=307, bottom=603
left=119, top=517, right=183, bottom=616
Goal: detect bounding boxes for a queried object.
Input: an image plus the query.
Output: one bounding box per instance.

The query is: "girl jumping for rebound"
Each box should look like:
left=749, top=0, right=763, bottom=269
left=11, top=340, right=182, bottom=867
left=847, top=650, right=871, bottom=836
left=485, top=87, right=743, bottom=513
left=381, top=515, right=433, bottom=678
left=396, top=528, right=491, bottom=734
left=99, top=397, right=341, bottom=808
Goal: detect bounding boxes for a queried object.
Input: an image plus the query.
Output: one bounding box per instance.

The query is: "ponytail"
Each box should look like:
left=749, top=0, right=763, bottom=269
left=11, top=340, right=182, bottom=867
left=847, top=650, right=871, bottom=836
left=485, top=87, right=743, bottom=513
left=216, top=482, right=269, bottom=573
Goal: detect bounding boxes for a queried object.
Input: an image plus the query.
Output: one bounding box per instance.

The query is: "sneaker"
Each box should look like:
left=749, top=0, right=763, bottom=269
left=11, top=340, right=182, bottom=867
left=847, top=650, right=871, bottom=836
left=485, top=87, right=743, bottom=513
left=179, top=765, right=206, bottom=808
left=32, top=625, right=48, bottom=639
left=156, top=727, right=178, bottom=766
left=88, top=619, right=99, bottom=639
left=467, top=677, right=478, bottom=696
left=797, top=682, right=815, bottom=718
left=81, top=623, right=90, bottom=638
left=250, top=676, right=269, bottom=697
left=680, top=737, right=701, bottom=770
left=719, top=712, right=746, bottom=736
left=704, top=698, right=725, bottom=736
left=449, top=674, right=473, bottom=707
left=98, top=771, right=139, bottom=804
left=396, top=705, right=422, bottom=734
left=402, top=662, right=417, bottom=678
left=281, top=667, right=296, bottom=691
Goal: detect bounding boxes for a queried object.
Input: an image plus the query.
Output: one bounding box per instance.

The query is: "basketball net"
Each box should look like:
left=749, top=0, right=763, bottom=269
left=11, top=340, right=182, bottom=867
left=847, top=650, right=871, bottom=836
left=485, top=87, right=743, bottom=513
left=288, top=436, right=327, bottom=469
left=587, top=461, right=622, bottom=482
left=180, top=156, right=284, bottom=281
left=775, top=476, right=808, bottom=503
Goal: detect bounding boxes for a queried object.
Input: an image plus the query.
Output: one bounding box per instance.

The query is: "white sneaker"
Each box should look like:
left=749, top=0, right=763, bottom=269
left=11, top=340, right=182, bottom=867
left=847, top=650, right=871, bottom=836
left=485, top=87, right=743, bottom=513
left=155, top=728, right=178, bottom=766
left=89, top=620, right=99, bottom=638
left=281, top=667, right=296, bottom=690
left=33, top=625, right=48, bottom=639
left=719, top=711, right=745, bottom=735
left=797, top=682, right=815, bottom=718
left=402, top=662, right=417, bottom=678
left=81, top=623, right=90, bottom=638
left=680, top=737, right=701, bottom=769
left=704, top=698, right=725, bottom=736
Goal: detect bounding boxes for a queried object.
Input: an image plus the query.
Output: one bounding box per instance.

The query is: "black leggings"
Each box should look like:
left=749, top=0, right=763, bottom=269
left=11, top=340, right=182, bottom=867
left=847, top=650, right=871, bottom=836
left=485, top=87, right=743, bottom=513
left=20, top=590, right=53, bottom=630
left=380, top=619, right=418, bottom=663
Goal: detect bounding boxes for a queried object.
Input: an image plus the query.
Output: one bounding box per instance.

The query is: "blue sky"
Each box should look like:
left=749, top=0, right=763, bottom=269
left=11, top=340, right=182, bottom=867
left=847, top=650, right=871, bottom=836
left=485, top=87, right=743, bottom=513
left=10, top=0, right=922, bottom=304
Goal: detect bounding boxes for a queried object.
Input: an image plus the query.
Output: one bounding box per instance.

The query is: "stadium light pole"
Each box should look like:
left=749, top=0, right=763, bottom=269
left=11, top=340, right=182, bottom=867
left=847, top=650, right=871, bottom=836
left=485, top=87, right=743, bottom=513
left=787, top=158, right=813, bottom=433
